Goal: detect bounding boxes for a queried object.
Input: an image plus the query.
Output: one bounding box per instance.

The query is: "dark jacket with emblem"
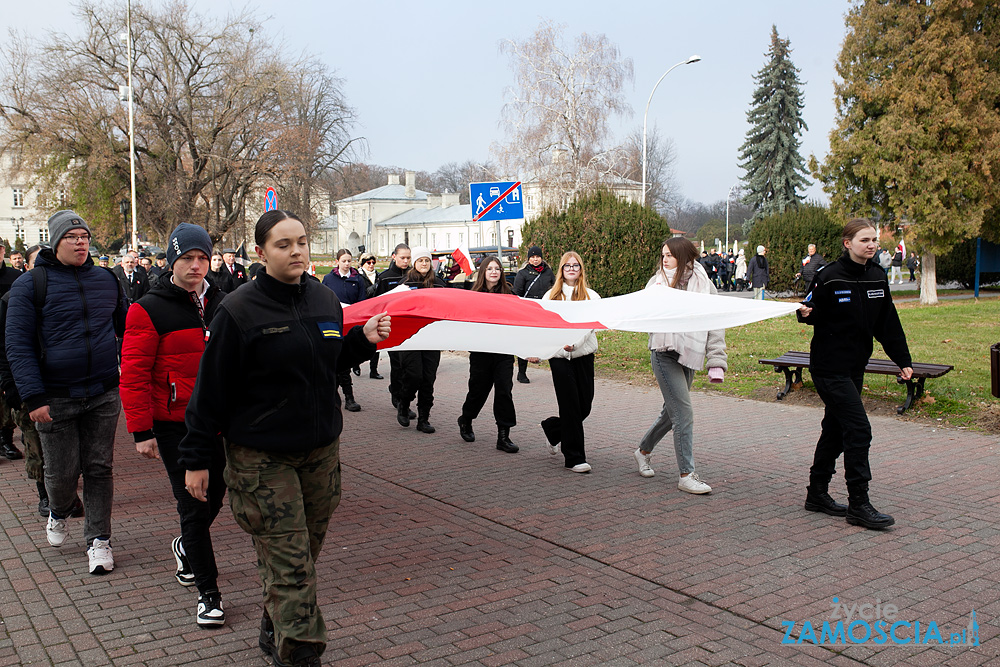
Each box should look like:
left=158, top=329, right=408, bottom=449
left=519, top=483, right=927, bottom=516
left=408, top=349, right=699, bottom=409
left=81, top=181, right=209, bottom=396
left=178, top=269, right=376, bottom=470
left=372, top=262, right=408, bottom=297
left=120, top=274, right=224, bottom=441
left=797, top=253, right=911, bottom=378
left=5, top=249, right=127, bottom=410
left=513, top=262, right=555, bottom=300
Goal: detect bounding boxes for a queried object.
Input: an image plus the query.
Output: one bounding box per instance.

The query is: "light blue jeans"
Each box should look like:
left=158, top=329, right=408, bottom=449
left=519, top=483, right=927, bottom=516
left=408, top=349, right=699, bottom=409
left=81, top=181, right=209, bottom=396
left=639, top=351, right=696, bottom=474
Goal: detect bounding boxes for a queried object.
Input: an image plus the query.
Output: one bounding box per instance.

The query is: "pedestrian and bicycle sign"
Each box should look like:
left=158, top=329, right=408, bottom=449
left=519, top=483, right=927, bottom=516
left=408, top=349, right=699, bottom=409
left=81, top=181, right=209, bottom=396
left=264, top=187, right=278, bottom=212
left=470, top=181, right=523, bottom=222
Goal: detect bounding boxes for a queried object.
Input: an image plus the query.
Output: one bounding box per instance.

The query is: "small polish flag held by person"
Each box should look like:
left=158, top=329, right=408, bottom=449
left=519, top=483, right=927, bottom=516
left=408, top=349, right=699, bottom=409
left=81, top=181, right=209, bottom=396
left=897, top=238, right=906, bottom=257
left=452, top=245, right=474, bottom=276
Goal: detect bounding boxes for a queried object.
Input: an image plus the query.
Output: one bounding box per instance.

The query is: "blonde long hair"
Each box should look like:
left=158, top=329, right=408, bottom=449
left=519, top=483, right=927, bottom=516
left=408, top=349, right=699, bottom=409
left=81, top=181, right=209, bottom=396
left=546, top=251, right=592, bottom=301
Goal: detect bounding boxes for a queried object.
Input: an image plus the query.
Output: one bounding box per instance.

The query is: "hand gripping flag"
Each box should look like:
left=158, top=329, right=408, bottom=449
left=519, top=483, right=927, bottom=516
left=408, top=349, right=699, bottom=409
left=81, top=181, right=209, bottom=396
left=452, top=245, right=474, bottom=275
left=344, top=286, right=800, bottom=359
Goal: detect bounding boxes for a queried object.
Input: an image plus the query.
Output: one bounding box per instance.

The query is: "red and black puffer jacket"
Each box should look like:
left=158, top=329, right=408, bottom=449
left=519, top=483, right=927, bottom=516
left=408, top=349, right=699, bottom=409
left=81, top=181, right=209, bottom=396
left=120, top=274, right=224, bottom=442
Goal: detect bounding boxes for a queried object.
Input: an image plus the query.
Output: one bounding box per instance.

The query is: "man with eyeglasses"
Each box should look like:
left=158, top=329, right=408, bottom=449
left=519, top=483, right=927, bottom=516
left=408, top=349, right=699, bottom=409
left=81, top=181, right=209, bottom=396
left=113, top=251, right=150, bottom=305
left=6, top=210, right=128, bottom=576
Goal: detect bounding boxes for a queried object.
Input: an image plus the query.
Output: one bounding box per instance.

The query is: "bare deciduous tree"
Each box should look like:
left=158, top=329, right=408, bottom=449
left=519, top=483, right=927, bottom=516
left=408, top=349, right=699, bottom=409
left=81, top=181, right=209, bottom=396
left=0, top=1, right=358, bottom=246
left=620, top=125, right=679, bottom=215
left=494, top=20, right=633, bottom=203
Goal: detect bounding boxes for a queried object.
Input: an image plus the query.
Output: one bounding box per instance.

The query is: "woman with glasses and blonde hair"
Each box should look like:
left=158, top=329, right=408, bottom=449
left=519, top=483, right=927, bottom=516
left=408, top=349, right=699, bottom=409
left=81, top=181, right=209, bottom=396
left=538, top=251, right=600, bottom=473
left=633, top=237, right=727, bottom=494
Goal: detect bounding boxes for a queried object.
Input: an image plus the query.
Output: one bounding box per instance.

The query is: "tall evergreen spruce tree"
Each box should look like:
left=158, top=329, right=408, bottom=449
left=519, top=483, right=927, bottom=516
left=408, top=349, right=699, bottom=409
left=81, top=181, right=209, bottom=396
left=738, top=26, right=810, bottom=222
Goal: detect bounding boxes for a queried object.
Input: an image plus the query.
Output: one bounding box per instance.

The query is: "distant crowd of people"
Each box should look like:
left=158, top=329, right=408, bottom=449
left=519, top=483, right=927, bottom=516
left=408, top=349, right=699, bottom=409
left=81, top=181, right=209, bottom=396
left=0, top=210, right=913, bottom=667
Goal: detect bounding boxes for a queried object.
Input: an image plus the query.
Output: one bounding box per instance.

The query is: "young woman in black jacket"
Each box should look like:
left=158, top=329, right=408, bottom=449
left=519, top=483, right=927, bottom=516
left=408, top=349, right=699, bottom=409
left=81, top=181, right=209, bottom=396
left=457, top=256, right=518, bottom=453
left=396, top=246, right=447, bottom=433
left=797, top=218, right=912, bottom=530
left=179, top=210, right=390, bottom=667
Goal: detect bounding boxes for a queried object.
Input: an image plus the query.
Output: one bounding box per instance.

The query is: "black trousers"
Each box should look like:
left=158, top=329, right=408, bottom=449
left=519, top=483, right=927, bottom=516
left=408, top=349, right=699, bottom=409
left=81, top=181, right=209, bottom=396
left=399, top=350, right=441, bottom=414
left=388, top=351, right=402, bottom=400
left=369, top=351, right=380, bottom=373
left=154, top=421, right=226, bottom=594
left=462, top=353, right=516, bottom=428
left=546, top=354, right=595, bottom=468
left=336, top=370, right=354, bottom=395
left=810, top=375, right=873, bottom=492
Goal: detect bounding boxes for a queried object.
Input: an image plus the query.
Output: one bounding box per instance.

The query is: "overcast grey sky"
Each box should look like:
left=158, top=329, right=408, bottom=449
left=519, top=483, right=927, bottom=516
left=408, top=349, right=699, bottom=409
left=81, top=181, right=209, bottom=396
left=1, top=1, right=850, bottom=206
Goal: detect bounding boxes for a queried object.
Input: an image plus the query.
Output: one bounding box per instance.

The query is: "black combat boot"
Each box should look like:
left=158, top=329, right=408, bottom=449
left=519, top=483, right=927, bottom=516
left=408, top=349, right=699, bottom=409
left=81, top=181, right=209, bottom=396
left=846, top=487, right=895, bottom=529
left=396, top=401, right=411, bottom=428
left=458, top=416, right=475, bottom=442
left=416, top=410, right=435, bottom=434
left=1, top=428, right=23, bottom=460
left=343, top=388, right=361, bottom=413
left=804, top=482, right=847, bottom=517
left=496, top=427, right=519, bottom=453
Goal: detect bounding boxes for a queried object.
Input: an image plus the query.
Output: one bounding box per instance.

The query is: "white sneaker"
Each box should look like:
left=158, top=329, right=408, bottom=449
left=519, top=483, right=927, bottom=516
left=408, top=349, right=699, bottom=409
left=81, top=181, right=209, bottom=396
left=570, top=463, right=592, bottom=473
left=46, top=514, right=68, bottom=547
left=634, top=449, right=654, bottom=477
left=678, top=472, right=712, bottom=494
left=88, top=539, right=114, bottom=574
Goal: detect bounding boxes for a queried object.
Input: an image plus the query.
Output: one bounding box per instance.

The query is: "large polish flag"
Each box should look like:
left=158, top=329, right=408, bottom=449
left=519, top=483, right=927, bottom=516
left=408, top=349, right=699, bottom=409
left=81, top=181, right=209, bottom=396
left=344, top=286, right=799, bottom=359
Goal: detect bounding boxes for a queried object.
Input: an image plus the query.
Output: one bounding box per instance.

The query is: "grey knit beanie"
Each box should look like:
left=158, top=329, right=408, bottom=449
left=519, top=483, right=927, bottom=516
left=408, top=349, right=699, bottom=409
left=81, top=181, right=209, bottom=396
left=47, top=210, right=91, bottom=247
left=166, top=223, right=213, bottom=267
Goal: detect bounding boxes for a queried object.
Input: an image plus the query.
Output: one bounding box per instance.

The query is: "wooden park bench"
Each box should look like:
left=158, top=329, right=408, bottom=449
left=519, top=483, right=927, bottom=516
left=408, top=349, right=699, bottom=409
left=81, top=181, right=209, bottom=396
left=758, top=351, right=954, bottom=415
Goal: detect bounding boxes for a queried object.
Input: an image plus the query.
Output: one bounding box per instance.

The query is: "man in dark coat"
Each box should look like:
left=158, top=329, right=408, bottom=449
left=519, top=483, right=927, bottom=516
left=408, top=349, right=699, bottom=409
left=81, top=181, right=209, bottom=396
left=796, top=244, right=827, bottom=288
left=112, top=253, right=150, bottom=305
left=221, top=248, right=248, bottom=291
left=0, top=241, right=22, bottom=459
left=512, top=245, right=555, bottom=383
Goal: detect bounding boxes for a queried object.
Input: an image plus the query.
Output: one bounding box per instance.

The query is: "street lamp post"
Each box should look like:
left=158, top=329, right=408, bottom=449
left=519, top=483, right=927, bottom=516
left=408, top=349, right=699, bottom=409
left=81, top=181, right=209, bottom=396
left=120, top=199, right=129, bottom=246
left=725, top=182, right=739, bottom=252
left=642, top=55, right=701, bottom=207
left=125, top=0, right=138, bottom=250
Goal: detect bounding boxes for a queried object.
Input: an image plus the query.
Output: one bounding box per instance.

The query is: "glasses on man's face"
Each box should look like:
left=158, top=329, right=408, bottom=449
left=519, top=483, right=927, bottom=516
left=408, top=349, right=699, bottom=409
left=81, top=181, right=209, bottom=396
left=64, top=234, right=91, bottom=244
left=563, top=263, right=581, bottom=270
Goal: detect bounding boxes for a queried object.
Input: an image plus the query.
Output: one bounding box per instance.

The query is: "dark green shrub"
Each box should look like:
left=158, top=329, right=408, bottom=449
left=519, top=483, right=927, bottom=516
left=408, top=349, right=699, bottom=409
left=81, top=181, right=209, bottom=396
left=747, top=204, right=844, bottom=291
left=520, top=191, right=672, bottom=296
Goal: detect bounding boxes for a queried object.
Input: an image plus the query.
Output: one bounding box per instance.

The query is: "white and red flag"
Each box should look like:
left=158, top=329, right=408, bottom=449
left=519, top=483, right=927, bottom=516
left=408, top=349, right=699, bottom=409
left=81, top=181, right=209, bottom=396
left=451, top=245, right=474, bottom=275
left=344, top=286, right=799, bottom=359
left=897, top=238, right=906, bottom=257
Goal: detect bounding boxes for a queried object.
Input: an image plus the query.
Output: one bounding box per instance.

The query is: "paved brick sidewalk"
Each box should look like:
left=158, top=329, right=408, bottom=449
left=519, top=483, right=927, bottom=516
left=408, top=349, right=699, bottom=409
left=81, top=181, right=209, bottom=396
left=0, top=353, right=996, bottom=666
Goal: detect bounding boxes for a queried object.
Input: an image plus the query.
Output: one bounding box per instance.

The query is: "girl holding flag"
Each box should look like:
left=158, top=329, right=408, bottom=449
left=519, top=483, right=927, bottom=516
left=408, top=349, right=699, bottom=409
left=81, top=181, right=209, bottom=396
left=397, top=246, right=448, bottom=433
left=539, top=252, right=600, bottom=473
left=457, top=256, right=519, bottom=453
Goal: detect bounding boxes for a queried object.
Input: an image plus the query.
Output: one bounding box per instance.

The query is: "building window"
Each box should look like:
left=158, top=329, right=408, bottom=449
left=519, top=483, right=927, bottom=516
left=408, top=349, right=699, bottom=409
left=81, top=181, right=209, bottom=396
left=36, top=189, right=45, bottom=208
left=473, top=232, right=479, bottom=246
left=39, top=227, right=50, bottom=243
left=352, top=209, right=357, bottom=223
left=15, top=227, right=25, bottom=241
left=525, top=195, right=533, bottom=211
left=446, top=233, right=451, bottom=248
left=431, top=233, right=437, bottom=248
left=59, top=189, right=67, bottom=205
left=12, top=188, right=24, bottom=207
left=458, top=233, right=463, bottom=245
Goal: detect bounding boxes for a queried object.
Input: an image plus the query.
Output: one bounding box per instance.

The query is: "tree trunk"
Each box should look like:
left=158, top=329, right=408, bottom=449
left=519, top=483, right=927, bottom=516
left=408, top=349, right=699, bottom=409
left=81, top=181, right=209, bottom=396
left=919, top=252, right=938, bottom=305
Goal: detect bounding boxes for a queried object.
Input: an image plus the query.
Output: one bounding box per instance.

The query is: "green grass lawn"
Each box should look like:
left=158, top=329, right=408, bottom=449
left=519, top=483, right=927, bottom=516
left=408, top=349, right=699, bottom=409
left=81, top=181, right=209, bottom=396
left=594, top=297, right=999, bottom=432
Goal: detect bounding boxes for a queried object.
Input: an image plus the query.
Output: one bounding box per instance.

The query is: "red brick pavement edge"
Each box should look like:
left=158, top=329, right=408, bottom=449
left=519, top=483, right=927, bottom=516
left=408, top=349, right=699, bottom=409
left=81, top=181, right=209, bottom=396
left=0, top=352, right=996, bottom=666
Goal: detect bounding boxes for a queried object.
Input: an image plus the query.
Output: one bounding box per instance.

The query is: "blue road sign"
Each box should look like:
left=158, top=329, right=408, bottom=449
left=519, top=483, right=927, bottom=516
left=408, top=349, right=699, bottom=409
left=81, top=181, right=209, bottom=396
left=470, top=181, right=523, bottom=222
left=264, top=187, right=278, bottom=212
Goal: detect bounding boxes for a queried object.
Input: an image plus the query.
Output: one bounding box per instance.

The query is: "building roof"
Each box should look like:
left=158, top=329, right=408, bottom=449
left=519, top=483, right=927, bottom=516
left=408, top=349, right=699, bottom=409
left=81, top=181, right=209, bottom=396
left=379, top=205, right=474, bottom=227
left=338, top=184, right=430, bottom=203
left=315, top=215, right=337, bottom=230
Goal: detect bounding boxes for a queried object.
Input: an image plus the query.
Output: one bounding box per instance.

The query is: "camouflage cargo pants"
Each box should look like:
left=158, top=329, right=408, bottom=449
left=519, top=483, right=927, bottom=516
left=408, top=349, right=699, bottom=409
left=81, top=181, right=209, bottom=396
left=13, top=405, right=43, bottom=482
left=223, top=439, right=341, bottom=663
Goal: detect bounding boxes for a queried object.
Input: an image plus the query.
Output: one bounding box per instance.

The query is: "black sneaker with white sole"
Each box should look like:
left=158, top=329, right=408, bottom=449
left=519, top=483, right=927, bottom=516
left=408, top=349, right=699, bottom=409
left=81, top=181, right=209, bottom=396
left=196, top=591, right=225, bottom=627
left=171, top=536, right=196, bottom=586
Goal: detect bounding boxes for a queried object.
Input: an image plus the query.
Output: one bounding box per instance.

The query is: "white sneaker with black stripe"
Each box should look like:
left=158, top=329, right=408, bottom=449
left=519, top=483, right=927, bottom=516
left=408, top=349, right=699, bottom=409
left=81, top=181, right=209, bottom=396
left=197, top=591, right=225, bottom=627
